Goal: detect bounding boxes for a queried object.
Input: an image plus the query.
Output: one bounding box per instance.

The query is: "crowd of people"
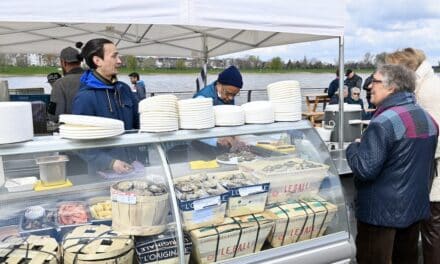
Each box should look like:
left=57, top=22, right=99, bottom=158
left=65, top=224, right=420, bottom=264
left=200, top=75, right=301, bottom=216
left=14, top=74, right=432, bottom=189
left=44, top=38, right=440, bottom=263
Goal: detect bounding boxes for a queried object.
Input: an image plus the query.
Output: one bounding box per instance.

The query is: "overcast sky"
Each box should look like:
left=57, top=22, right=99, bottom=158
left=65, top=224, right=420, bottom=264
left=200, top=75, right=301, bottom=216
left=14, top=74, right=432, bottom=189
left=224, top=0, right=440, bottom=65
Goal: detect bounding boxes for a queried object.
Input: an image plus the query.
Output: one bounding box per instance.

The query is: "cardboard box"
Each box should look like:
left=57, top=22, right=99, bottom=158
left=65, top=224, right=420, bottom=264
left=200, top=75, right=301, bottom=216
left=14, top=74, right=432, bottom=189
left=208, top=171, right=269, bottom=217
left=135, top=230, right=192, bottom=264
left=266, top=199, right=337, bottom=247
left=190, top=213, right=274, bottom=264
left=174, top=174, right=229, bottom=230
left=239, top=157, right=329, bottom=204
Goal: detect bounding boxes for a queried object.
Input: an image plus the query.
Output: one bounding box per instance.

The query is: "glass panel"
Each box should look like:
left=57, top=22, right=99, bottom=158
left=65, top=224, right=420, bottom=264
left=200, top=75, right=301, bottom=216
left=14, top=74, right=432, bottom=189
left=162, top=128, right=348, bottom=263
left=0, top=143, right=176, bottom=244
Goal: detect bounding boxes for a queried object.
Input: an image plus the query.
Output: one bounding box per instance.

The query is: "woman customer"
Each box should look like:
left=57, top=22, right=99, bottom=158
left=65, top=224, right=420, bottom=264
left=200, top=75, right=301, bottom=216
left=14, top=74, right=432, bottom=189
left=386, top=48, right=440, bottom=264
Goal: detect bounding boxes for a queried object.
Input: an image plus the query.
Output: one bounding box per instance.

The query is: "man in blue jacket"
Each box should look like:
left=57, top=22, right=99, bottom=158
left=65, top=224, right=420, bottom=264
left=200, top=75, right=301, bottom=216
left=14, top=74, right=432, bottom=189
left=346, top=64, right=438, bottom=263
left=72, top=38, right=142, bottom=175
left=193, top=65, right=243, bottom=105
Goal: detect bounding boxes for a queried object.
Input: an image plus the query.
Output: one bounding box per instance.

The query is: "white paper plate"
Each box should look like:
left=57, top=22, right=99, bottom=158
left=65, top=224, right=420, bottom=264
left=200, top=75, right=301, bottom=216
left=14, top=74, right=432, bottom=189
left=59, top=114, right=124, bottom=129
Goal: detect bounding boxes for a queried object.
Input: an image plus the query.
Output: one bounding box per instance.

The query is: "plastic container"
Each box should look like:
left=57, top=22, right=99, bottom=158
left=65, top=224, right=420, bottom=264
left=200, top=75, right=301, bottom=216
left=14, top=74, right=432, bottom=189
left=88, top=196, right=112, bottom=226
left=19, top=207, right=57, bottom=239
left=35, top=155, right=69, bottom=186
left=56, top=201, right=91, bottom=241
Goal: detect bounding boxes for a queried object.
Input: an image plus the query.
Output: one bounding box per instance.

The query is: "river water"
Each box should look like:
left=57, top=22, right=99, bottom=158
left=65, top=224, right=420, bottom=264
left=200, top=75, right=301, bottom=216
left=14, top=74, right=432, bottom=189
left=6, top=72, right=439, bottom=109
left=2, top=72, right=375, bottom=107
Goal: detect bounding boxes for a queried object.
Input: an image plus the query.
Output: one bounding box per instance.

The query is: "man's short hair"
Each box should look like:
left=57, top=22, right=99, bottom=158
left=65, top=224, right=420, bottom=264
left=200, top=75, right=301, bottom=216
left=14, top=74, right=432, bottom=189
left=129, top=72, right=140, bottom=80
left=60, top=47, right=81, bottom=63
left=377, top=64, right=416, bottom=93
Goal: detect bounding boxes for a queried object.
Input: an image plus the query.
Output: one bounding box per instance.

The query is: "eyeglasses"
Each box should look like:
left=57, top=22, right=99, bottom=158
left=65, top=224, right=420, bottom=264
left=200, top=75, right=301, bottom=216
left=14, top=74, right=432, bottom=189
left=352, top=93, right=360, bottom=95
left=372, top=79, right=383, bottom=83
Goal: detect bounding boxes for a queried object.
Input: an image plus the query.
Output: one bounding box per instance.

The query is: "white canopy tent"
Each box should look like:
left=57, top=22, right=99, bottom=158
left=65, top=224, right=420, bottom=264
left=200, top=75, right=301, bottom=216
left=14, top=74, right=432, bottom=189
left=0, top=0, right=344, bottom=58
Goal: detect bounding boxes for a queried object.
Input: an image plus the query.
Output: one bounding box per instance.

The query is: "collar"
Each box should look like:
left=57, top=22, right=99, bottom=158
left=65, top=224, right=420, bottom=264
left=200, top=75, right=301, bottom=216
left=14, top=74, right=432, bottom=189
left=92, top=70, right=118, bottom=85
left=374, top=92, right=415, bottom=117
left=65, top=67, right=84, bottom=76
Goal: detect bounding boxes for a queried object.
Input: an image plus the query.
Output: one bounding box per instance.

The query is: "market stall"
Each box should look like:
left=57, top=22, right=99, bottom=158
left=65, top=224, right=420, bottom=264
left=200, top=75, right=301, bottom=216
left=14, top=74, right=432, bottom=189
left=0, top=1, right=353, bottom=263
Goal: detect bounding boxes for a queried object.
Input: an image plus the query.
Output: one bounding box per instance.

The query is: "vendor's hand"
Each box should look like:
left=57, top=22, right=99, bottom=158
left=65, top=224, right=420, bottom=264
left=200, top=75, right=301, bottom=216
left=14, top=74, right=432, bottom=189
left=112, top=160, right=133, bottom=174
left=218, top=137, right=235, bottom=148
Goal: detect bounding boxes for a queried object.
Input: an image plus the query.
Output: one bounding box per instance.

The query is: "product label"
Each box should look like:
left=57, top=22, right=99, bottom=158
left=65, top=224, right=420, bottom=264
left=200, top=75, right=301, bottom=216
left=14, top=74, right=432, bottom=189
left=193, top=196, right=221, bottom=211
left=111, top=189, right=137, bottom=204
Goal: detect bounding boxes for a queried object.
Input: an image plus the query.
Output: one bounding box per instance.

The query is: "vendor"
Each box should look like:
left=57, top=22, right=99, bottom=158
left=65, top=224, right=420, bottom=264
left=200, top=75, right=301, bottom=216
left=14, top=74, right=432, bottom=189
left=72, top=38, right=145, bottom=175
left=193, top=65, right=243, bottom=105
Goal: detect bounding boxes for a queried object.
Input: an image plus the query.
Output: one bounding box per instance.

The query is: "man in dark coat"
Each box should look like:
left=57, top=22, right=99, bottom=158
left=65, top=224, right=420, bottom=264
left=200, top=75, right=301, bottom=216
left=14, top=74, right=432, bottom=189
left=346, top=64, right=438, bottom=263
left=48, top=47, right=84, bottom=122
left=344, top=69, right=362, bottom=96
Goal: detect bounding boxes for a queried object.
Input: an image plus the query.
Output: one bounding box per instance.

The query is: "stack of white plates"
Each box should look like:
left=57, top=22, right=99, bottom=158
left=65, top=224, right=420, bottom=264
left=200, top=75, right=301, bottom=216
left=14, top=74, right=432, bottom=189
left=59, top=115, right=124, bottom=139
left=177, top=98, right=215, bottom=129
left=267, top=80, right=302, bottom=121
left=213, top=105, right=245, bottom=126
left=139, top=95, right=179, bottom=132
left=241, top=101, right=275, bottom=124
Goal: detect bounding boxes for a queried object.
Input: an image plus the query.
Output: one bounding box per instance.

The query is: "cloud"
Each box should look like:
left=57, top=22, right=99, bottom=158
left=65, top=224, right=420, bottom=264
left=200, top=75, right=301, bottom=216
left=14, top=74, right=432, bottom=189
left=224, top=0, right=440, bottom=66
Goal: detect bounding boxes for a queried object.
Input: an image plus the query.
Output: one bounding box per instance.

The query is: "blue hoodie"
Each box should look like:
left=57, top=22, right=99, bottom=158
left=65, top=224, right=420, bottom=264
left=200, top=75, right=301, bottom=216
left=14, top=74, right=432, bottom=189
left=72, top=70, right=144, bottom=173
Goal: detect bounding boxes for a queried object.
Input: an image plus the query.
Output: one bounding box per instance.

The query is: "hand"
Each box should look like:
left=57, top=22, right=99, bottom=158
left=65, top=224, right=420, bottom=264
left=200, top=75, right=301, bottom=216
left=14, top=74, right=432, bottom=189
left=112, top=160, right=133, bottom=174
left=355, top=138, right=361, bottom=143
left=218, top=137, right=235, bottom=148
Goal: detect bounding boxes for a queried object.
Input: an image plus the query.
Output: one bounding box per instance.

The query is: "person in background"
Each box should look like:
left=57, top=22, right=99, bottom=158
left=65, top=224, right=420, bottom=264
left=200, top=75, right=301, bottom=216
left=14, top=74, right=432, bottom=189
left=193, top=65, right=242, bottom=105
left=346, top=64, right=438, bottom=263
left=345, top=87, right=364, bottom=110
left=48, top=47, right=84, bottom=122
left=385, top=48, right=440, bottom=264
left=327, top=69, right=340, bottom=103
left=47, top=72, right=61, bottom=89
left=329, top=85, right=349, bottom=105
left=362, top=73, right=375, bottom=109
left=344, top=69, right=363, bottom=95
left=128, top=72, right=146, bottom=102
left=72, top=38, right=142, bottom=174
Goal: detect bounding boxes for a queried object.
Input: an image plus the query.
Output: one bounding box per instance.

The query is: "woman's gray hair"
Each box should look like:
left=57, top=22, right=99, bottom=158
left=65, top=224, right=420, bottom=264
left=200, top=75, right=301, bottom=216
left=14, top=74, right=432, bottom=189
left=376, top=64, right=416, bottom=93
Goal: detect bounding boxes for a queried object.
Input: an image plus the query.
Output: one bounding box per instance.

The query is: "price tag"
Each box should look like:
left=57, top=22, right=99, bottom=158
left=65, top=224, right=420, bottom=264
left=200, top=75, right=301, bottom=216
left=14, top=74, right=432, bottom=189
left=193, top=196, right=220, bottom=210
left=111, top=190, right=137, bottom=204
left=239, top=186, right=264, bottom=196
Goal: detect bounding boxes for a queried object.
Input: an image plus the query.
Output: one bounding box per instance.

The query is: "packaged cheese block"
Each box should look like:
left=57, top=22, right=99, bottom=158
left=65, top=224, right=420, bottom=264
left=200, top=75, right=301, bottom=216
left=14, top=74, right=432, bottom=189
left=266, top=199, right=337, bottom=247
left=190, top=213, right=274, bottom=264
left=239, top=157, right=329, bottom=204
left=135, top=230, right=192, bottom=264
left=0, top=235, right=59, bottom=264
left=174, top=174, right=229, bottom=230
left=208, top=170, right=269, bottom=217
left=62, top=225, right=134, bottom=264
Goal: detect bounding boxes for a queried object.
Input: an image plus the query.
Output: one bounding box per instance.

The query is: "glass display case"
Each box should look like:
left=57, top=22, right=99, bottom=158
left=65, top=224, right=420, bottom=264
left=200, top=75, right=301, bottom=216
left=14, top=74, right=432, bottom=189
left=0, top=120, right=354, bottom=263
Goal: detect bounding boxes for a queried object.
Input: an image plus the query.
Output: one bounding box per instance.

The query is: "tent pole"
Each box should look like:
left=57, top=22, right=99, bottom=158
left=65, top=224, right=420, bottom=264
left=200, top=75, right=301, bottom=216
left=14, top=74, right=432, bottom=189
left=338, top=36, right=345, bottom=150
left=203, top=33, right=208, bottom=87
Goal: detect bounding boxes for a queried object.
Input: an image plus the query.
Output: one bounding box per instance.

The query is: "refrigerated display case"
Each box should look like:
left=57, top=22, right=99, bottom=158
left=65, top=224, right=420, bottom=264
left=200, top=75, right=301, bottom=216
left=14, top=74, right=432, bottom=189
left=0, top=120, right=354, bottom=263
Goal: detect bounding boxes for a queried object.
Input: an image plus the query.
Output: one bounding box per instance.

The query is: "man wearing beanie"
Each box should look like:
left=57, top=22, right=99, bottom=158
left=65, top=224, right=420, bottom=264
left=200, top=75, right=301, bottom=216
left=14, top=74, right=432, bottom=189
left=193, top=65, right=243, bottom=105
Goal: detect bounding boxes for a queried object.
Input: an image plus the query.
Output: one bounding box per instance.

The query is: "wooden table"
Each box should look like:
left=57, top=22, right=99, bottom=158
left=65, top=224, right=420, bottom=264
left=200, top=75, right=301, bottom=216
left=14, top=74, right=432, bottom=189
left=302, top=93, right=330, bottom=124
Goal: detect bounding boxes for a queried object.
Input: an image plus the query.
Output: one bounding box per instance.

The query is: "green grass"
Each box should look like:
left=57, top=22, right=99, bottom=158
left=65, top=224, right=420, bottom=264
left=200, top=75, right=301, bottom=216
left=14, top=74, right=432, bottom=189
left=0, top=65, right=395, bottom=76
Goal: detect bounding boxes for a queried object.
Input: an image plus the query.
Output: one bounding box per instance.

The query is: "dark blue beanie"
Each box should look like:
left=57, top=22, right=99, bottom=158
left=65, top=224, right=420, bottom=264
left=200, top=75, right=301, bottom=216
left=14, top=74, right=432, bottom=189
left=217, top=66, right=243, bottom=89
